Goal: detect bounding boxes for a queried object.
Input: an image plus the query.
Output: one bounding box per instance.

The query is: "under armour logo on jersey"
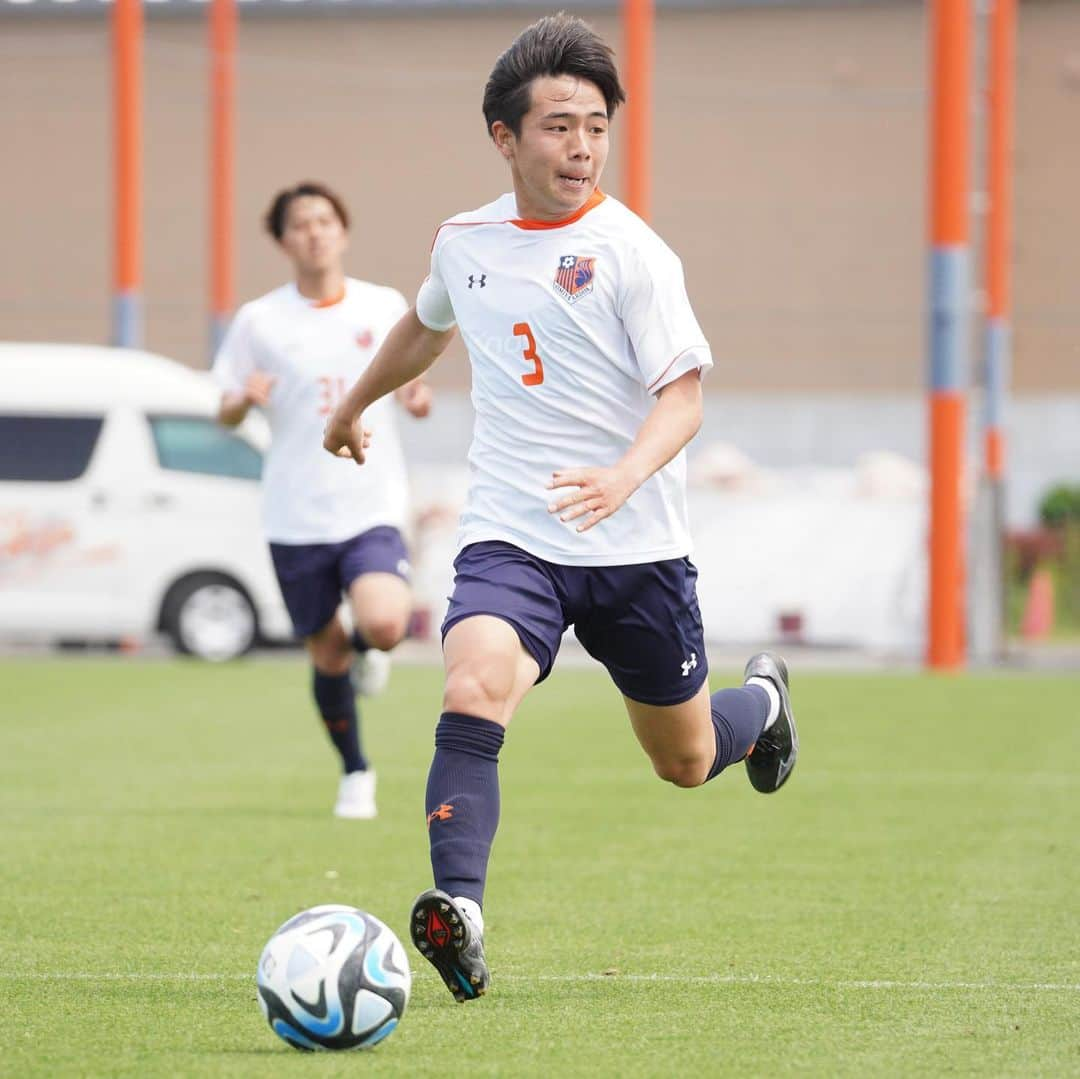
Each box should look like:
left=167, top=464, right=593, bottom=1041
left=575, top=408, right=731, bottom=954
left=681, top=653, right=698, bottom=677
left=467, top=274, right=487, bottom=289
left=553, top=255, right=596, bottom=304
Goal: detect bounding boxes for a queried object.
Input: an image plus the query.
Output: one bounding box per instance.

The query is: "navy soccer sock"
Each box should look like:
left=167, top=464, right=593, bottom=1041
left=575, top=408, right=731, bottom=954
left=425, top=712, right=505, bottom=909
left=312, top=668, right=367, bottom=774
left=705, top=685, right=770, bottom=781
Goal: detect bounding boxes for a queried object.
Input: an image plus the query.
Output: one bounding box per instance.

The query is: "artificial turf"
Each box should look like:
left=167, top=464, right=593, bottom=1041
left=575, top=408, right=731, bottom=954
left=1, top=657, right=1077, bottom=1077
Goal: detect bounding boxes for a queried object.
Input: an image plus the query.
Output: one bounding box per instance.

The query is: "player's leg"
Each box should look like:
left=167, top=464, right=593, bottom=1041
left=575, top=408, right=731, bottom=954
left=412, top=616, right=540, bottom=1003
left=340, top=526, right=413, bottom=697
left=411, top=542, right=564, bottom=1003
left=302, top=614, right=376, bottom=817
left=623, top=675, right=769, bottom=787
left=270, top=541, right=374, bottom=816
left=577, top=558, right=797, bottom=791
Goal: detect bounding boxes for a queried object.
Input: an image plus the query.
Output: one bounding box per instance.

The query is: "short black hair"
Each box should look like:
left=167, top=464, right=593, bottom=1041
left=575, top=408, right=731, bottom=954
left=264, top=182, right=350, bottom=241
left=482, top=13, right=626, bottom=138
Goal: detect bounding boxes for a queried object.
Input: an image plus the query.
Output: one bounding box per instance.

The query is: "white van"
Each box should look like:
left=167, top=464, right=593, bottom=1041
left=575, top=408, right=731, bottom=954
left=0, top=343, right=292, bottom=659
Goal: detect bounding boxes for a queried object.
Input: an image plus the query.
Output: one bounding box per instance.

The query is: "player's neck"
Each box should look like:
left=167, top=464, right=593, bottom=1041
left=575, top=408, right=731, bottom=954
left=295, top=268, right=346, bottom=305
left=512, top=183, right=602, bottom=226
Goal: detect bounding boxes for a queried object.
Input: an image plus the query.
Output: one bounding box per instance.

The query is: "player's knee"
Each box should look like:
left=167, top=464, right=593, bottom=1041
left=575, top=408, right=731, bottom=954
left=308, top=635, right=351, bottom=675
left=360, top=615, right=407, bottom=652
left=653, top=755, right=710, bottom=789
left=443, top=660, right=514, bottom=716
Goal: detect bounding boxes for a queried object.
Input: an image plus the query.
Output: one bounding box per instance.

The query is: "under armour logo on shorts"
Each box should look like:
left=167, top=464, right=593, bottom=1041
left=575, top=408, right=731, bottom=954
left=681, top=653, right=698, bottom=677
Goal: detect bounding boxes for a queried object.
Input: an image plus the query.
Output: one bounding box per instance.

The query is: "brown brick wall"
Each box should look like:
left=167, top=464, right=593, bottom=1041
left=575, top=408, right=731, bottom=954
left=2, top=2, right=1077, bottom=389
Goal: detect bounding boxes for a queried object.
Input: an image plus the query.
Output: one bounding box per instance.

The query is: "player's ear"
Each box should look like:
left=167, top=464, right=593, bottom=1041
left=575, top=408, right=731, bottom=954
left=491, top=120, right=515, bottom=161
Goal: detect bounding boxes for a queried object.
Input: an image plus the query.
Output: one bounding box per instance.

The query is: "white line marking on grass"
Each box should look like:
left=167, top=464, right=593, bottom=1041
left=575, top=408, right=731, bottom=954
left=503, top=973, right=1080, bottom=992
left=2, top=972, right=1078, bottom=992
left=0, top=973, right=251, bottom=982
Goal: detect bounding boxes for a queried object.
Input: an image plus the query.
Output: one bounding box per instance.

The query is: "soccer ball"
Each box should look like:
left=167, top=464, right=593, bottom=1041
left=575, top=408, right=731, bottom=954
left=256, top=904, right=411, bottom=1051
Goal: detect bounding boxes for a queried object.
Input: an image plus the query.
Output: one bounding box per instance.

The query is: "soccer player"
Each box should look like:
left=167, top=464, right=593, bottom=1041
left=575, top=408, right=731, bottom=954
left=323, top=16, right=798, bottom=998
left=214, top=181, right=431, bottom=820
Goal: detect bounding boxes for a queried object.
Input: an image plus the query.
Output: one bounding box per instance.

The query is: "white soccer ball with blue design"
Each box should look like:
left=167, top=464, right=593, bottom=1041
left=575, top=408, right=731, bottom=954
left=256, top=904, right=411, bottom=1051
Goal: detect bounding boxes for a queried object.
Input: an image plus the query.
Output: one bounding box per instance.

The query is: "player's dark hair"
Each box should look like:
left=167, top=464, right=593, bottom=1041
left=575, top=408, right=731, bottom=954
left=482, top=13, right=626, bottom=138
left=264, top=182, right=350, bottom=241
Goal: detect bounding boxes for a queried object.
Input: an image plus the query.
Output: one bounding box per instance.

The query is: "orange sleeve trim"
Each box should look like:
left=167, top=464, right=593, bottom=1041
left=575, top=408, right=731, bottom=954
left=646, top=346, right=705, bottom=393
left=511, top=189, right=606, bottom=231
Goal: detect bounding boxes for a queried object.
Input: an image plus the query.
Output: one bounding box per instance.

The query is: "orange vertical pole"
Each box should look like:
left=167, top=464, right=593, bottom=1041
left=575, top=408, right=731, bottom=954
left=927, top=0, right=972, bottom=669
left=209, top=0, right=236, bottom=359
left=112, top=0, right=143, bottom=347
left=623, top=0, right=653, bottom=221
left=983, top=0, right=1014, bottom=481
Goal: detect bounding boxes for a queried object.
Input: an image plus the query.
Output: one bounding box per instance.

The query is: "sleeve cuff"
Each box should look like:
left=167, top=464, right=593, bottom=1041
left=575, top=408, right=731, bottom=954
left=646, top=345, right=713, bottom=394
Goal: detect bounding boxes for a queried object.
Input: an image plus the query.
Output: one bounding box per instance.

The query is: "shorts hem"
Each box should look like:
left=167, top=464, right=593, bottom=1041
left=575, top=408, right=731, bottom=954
left=617, top=664, right=710, bottom=708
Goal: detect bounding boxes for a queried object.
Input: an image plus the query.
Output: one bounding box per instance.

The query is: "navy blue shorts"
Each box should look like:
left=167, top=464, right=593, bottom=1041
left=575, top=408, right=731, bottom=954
left=441, top=541, right=709, bottom=707
left=269, top=525, right=410, bottom=639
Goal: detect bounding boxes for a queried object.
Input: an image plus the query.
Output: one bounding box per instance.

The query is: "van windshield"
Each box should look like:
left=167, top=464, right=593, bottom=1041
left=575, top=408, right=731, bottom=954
left=148, top=415, right=262, bottom=481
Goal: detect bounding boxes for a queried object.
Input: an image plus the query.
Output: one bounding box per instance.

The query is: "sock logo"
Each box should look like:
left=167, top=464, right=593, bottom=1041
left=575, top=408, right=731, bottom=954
left=426, top=803, right=454, bottom=828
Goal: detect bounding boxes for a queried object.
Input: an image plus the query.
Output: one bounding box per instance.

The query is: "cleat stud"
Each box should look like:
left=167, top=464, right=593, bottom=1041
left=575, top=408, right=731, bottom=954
left=470, top=974, right=481, bottom=985
left=439, top=902, right=450, bottom=912
left=449, top=914, right=460, bottom=924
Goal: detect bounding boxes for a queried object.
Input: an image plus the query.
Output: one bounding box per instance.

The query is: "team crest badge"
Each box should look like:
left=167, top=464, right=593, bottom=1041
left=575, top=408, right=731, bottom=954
left=553, top=255, right=596, bottom=305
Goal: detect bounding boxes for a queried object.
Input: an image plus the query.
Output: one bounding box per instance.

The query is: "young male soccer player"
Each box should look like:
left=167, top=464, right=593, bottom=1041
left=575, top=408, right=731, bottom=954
left=214, top=181, right=431, bottom=820
left=323, top=16, right=798, bottom=997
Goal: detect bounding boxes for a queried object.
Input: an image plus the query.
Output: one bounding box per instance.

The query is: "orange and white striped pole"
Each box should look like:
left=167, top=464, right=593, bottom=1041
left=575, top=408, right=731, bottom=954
left=622, top=0, right=653, bottom=222
left=927, top=0, right=972, bottom=669
left=112, top=0, right=143, bottom=348
left=983, top=0, right=1014, bottom=486
left=970, top=0, right=1015, bottom=659
left=209, top=0, right=236, bottom=359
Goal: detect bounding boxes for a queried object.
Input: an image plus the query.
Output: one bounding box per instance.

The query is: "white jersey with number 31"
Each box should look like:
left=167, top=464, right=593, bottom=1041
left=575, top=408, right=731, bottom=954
left=416, top=190, right=712, bottom=567
left=213, top=279, right=409, bottom=544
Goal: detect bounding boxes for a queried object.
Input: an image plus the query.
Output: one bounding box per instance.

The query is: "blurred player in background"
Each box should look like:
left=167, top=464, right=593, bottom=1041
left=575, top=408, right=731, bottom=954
left=215, top=181, right=431, bottom=820
left=324, top=15, right=798, bottom=997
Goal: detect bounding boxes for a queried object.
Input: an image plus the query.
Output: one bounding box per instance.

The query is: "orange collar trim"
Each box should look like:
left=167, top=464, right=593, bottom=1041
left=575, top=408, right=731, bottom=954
left=511, top=189, right=606, bottom=231
left=309, top=286, right=347, bottom=309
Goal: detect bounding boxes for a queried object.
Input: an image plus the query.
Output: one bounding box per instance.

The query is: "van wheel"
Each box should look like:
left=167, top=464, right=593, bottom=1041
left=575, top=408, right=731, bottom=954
left=161, top=574, right=258, bottom=662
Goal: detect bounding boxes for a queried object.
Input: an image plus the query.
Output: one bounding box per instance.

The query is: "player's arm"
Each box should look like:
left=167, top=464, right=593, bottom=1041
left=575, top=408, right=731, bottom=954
left=324, top=308, right=454, bottom=462
left=548, top=369, right=703, bottom=533
left=394, top=377, right=433, bottom=419
left=217, top=371, right=277, bottom=428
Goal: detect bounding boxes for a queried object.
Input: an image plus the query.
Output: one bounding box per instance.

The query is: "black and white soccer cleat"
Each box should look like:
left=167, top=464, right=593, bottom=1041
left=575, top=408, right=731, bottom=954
left=743, top=652, right=799, bottom=793
left=410, top=889, right=490, bottom=1003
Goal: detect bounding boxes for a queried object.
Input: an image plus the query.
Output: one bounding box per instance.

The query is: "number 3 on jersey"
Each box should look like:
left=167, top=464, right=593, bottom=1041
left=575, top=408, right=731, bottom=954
left=513, top=322, right=544, bottom=387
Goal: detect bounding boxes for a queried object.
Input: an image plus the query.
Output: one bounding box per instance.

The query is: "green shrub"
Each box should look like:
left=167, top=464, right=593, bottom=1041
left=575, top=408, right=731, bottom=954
left=1038, top=484, right=1080, bottom=529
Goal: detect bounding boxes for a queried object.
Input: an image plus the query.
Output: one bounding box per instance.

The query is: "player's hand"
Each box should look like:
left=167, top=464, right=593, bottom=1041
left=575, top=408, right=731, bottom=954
left=323, top=410, right=372, bottom=464
left=398, top=379, right=433, bottom=419
left=547, top=466, right=637, bottom=533
left=243, top=370, right=277, bottom=407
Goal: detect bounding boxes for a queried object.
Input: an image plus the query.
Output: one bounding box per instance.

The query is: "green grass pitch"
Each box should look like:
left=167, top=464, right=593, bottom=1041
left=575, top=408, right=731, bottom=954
left=1, top=657, right=1078, bottom=1077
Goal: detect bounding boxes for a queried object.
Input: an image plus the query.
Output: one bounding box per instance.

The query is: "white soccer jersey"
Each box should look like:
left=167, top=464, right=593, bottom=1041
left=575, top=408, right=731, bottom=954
left=213, top=278, right=409, bottom=544
left=416, top=190, right=712, bottom=566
